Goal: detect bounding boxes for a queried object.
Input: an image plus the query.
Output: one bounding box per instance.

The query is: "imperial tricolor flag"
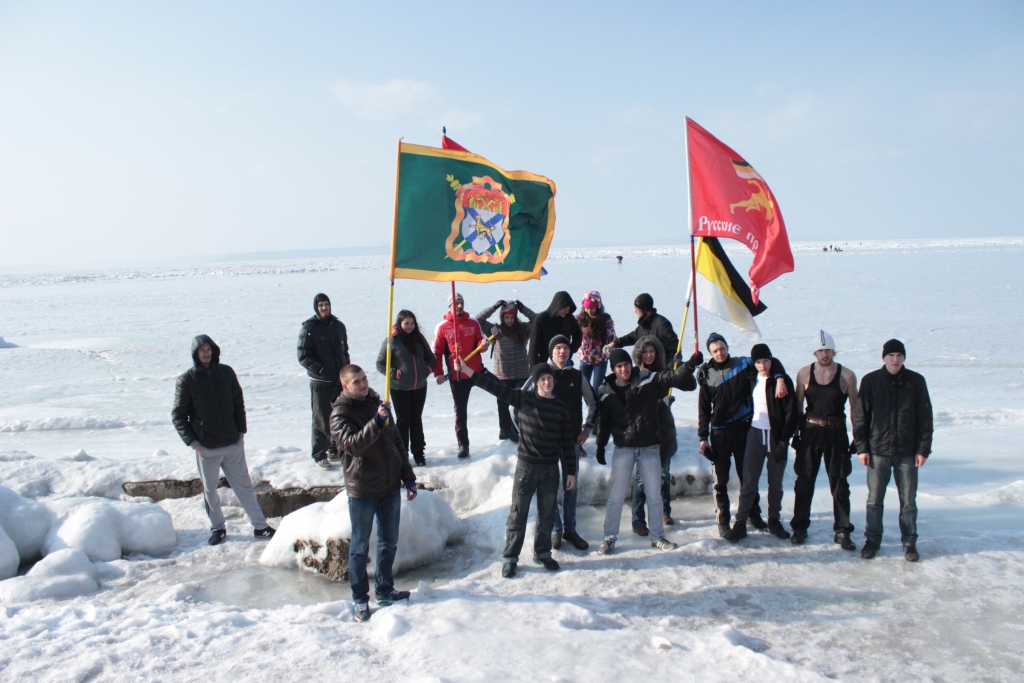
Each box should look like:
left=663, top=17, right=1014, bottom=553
left=687, top=118, right=794, bottom=303
left=690, top=236, right=767, bottom=337
left=390, top=142, right=556, bottom=282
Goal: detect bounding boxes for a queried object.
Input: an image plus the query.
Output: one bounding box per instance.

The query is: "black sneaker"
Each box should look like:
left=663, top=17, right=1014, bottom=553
left=326, top=449, right=341, bottom=465
left=717, top=523, right=731, bottom=538
left=834, top=532, right=856, bottom=551
left=413, top=454, right=426, bottom=467
left=375, top=589, right=411, bottom=606
left=501, top=562, right=517, bottom=578
left=598, top=538, right=615, bottom=555
left=767, top=520, right=791, bottom=540
left=861, top=539, right=880, bottom=559
left=457, top=446, right=470, bottom=459
left=632, top=524, right=650, bottom=537
left=314, top=458, right=333, bottom=471
left=725, top=523, right=747, bottom=542
left=551, top=531, right=562, bottom=550
left=253, top=526, right=276, bottom=539
left=508, top=432, right=520, bottom=444
left=903, top=543, right=919, bottom=562
left=747, top=514, right=769, bottom=531
left=498, top=431, right=511, bottom=441
left=791, top=529, right=808, bottom=545
left=532, top=556, right=560, bottom=571
left=208, top=529, right=227, bottom=546
left=563, top=531, right=590, bottom=550
left=354, top=602, right=371, bottom=622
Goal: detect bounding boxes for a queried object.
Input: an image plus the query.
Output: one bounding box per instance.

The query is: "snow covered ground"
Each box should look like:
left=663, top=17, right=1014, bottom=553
left=1, top=239, right=1023, bottom=682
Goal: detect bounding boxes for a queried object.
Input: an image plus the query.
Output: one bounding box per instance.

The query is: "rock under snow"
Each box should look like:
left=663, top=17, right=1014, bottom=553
left=0, top=549, right=99, bottom=602
left=260, top=489, right=464, bottom=579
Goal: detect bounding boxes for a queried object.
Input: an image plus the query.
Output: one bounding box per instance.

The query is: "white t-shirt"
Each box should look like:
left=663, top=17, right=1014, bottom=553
left=751, top=374, right=771, bottom=430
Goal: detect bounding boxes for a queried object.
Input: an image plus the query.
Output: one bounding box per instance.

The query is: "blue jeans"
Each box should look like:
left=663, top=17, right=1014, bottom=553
left=865, top=455, right=918, bottom=545
left=553, top=445, right=583, bottom=534
left=348, top=490, right=401, bottom=603
left=631, top=454, right=671, bottom=527
left=603, top=445, right=666, bottom=541
left=580, top=360, right=607, bottom=394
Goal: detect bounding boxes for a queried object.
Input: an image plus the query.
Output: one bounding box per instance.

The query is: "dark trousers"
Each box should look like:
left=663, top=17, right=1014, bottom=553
left=391, top=386, right=427, bottom=457
left=449, top=376, right=474, bottom=449
left=497, top=378, right=525, bottom=438
left=631, top=453, right=672, bottom=527
left=311, top=381, right=341, bottom=461
left=553, top=445, right=583, bottom=534
left=347, top=490, right=401, bottom=603
left=711, top=423, right=761, bottom=524
left=790, top=424, right=853, bottom=533
left=503, top=460, right=559, bottom=562
left=865, top=454, right=918, bottom=544
left=736, top=427, right=786, bottom=523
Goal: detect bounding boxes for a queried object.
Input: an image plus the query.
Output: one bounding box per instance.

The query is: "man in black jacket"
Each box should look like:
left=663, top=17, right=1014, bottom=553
left=605, top=293, right=679, bottom=356
left=854, top=340, right=933, bottom=562
left=172, top=335, right=275, bottom=546
left=726, top=344, right=798, bottom=542
left=453, top=356, right=576, bottom=579
left=330, top=364, right=418, bottom=622
left=297, top=293, right=350, bottom=470
left=595, top=348, right=701, bottom=555
left=528, top=291, right=582, bottom=366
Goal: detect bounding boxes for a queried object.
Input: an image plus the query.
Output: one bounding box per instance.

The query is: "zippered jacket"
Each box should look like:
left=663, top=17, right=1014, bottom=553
left=172, top=335, right=246, bottom=449
left=433, top=311, right=485, bottom=380
left=330, top=388, right=415, bottom=498
left=697, top=355, right=787, bottom=439
left=595, top=360, right=698, bottom=450
left=375, top=333, right=436, bottom=391
left=853, top=367, right=933, bottom=458
left=744, top=364, right=799, bottom=444
left=297, top=298, right=350, bottom=385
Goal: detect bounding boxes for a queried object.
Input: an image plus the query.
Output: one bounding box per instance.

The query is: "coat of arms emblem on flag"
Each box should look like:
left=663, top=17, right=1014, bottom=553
left=446, top=175, right=513, bottom=263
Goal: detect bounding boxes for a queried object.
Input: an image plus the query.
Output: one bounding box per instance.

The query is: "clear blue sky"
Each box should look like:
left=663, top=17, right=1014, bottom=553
left=1, top=1, right=1021, bottom=266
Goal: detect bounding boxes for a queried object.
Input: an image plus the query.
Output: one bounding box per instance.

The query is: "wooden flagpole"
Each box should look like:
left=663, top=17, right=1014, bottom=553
left=384, top=138, right=403, bottom=403
left=684, top=117, right=700, bottom=354
left=450, top=281, right=460, bottom=382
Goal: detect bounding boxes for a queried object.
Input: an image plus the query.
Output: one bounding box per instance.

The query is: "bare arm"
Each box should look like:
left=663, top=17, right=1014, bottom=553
left=841, top=367, right=858, bottom=433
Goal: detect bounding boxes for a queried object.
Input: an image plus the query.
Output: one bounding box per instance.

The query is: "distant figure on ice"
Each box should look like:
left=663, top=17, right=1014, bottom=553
left=576, top=290, right=615, bottom=393
left=297, top=293, right=350, bottom=470
left=604, top=293, right=679, bottom=358
left=528, top=290, right=582, bottom=366
left=521, top=335, right=596, bottom=551
left=725, top=343, right=798, bottom=543
left=376, top=310, right=436, bottom=467
left=697, top=333, right=788, bottom=537
left=594, top=347, right=702, bottom=555
left=330, top=364, right=418, bottom=622
left=854, top=340, right=933, bottom=563
left=616, top=255, right=623, bottom=264
left=790, top=331, right=859, bottom=550
left=172, top=335, right=275, bottom=546
left=476, top=298, right=537, bottom=443
left=432, top=292, right=488, bottom=459
left=453, top=356, right=576, bottom=579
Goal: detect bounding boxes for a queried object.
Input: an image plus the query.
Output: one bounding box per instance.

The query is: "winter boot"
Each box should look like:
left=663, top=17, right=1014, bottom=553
left=717, top=523, right=731, bottom=538
left=663, top=515, right=675, bottom=526
left=375, top=589, right=411, bottom=606
left=903, top=543, right=919, bottom=562
left=652, top=538, right=678, bottom=551
left=725, top=523, right=748, bottom=542
left=501, top=562, right=517, bottom=578
left=632, top=523, right=649, bottom=537
left=747, top=513, right=769, bottom=531
left=208, top=529, right=227, bottom=546
left=253, top=526, right=276, bottom=539
left=834, top=532, right=856, bottom=551
left=354, top=602, right=371, bottom=622
left=861, top=539, right=880, bottom=559
left=551, top=531, right=562, bottom=550
left=598, top=538, right=616, bottom=555
left=563, top=531, right=590, bottom=550
left=532, top=556, right=560, bottom=571
left=791, top=529, right=808, bottom=545
left=457, top=445, right=470, bottom=459
left=413, top=453, right=426, bottom=467
left=767, top=519, right=791, bottom=540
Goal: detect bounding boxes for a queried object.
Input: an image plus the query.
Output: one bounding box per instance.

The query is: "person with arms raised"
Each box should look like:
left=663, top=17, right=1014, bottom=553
left=476, top=298, right=536, bottom=442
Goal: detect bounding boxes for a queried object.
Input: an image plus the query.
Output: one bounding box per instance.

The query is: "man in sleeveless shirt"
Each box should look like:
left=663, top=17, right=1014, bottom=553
left=790, top=330, right=859, bottom=549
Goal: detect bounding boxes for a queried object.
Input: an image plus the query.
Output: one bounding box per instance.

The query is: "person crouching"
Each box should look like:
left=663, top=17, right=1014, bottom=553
left=330, top=364, right=418, bottom=623
left=452, top=356, right=576, bottom=579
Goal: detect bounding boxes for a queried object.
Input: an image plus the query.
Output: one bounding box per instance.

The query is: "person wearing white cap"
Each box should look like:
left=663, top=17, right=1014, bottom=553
left=790, top=330, right=860, bottom=549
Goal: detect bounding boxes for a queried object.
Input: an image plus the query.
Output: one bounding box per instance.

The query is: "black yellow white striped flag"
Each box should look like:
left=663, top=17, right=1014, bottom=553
left=690, top=237, right=767, bottom=337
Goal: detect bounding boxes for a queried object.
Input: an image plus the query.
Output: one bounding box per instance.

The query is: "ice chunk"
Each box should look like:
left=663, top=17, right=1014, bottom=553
left=373, top=612, right=411, bottom=640
left=0, top=485, right=52, bottom=560
left=43, top=497, right=176, bottom=562
left=556, top=603, right=600, bottom=630
left=0, top=526, right=18, bottom=580
left=651, top=635, right=673, bottom=649
left=0, top=549, right=99, bottom=602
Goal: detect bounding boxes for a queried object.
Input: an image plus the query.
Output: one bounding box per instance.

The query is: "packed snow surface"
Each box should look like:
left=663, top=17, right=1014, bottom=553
left=1, top=240, right=1023, bottom=681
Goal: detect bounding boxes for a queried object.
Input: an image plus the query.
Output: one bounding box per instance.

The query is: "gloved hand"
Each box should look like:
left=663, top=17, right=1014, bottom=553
left=514, top=299, right=523, bottom=309
left=848, top=438, right=858, bottom=456
left=771, top=441, right=788, bottom=463
left=672, top=352, right=683, bottom=366
left=595, top=445, right=606, bottom=465
left=496, top=299, right=507, bottom=309
left=683, top=351, right=704, bottom=372
left=662, top=395, right=675, bottom=406
left=790, top=434, right=802, bottom=453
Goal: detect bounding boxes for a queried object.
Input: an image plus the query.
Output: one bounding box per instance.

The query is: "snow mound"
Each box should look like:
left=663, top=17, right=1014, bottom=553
left=0, top=450, right=34, bottom=461
left=260, top=489, right=464, bottom=577
left=0, top=335, right=16, bottom=348
left=921, top=480, right=1024, bottom=506
left=43, top=497, right=177, bottom=561
left=0, top=527, right=18, bottom=580
left=61, top=448, right=96, bottom=462
left=0, top=549, right=99, bottom=602
left=0, top=486, right=52, bottom=561
left=0, top=416, right=128, bottom=432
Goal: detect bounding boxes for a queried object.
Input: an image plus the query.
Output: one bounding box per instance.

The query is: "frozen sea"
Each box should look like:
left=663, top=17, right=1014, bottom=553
left=1, top=238, right=1023, bottom=682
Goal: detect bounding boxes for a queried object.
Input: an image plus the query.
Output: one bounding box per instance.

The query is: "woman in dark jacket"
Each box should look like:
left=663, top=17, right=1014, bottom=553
left=376, top=310, right=436, bottom=466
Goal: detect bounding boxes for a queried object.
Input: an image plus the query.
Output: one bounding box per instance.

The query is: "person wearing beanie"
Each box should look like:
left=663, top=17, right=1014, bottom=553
left=790, top=330, right=861, bottom=549
left=476, top=298, right=538, bottom=442
left=528, top=291, right=582, bottom=366
left=297, top=293, right=351, bottom=470
left=432, top=294, right=489, bottom=459
left=604, top=293, right=679, bottom=358
left=725, top=344, right=798, bottom=543
left=594, top=340, right=703, bottom=555
left=697, top=333, right=789, bottom=537
left=576, top=290, right=616, bottom=393
left=854, top=340, right=933, bottom=562
left=451, top=356, right=576, bottom=578
left=521, top=335, right=597, bottom=551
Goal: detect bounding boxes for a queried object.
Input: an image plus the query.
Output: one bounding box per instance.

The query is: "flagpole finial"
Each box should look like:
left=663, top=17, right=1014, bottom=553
left=443, top=126, right=446, bottom=136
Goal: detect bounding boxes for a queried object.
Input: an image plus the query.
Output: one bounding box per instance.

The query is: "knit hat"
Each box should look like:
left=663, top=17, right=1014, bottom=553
left=548, top=334, right=571, bottom=357
left=814, top=330, right=836, bottom=352
left=609, top=348, right=632, bottom=369
left=500, top=301, right=518, bottom=314
left=634, top=293, right=654, bottom=311
left=750, top=343, right=772, bottom=362
left=581, top=290, right=602, bottom=309
left=706, top=332, right=728, bottom=351
left=447, top=292, right=464, bottom=307
left=882, top=339, right=906, bottom=358
left=530, top=362, right=555, bottom=385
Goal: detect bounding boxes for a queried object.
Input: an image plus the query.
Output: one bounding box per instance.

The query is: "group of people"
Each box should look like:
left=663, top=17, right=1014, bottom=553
left=170, top=288, right=934, bottom=622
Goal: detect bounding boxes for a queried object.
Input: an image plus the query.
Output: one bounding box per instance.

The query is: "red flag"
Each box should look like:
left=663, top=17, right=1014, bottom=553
left=687, top=117, right=793, bottom=303
left=442, top=135, right=469, bottom=152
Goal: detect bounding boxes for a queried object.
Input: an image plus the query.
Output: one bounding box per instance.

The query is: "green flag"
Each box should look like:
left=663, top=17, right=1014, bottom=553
left=390, top=142, right=556, bottom=282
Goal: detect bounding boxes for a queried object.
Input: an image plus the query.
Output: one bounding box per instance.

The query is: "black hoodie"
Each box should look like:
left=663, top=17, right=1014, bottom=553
left=528, top=291, right=582, bottom=365
left=171, top=335, right=247, bottom=449
left=297, top=294, right=350, bottom=384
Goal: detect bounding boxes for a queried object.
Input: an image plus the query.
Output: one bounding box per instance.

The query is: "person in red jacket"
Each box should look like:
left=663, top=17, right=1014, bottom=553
left=433, top=292, right=488, bottom=459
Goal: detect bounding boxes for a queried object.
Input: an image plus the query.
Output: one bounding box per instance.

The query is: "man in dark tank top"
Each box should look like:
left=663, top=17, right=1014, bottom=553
left=790, top=330, right=860, bottom=549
